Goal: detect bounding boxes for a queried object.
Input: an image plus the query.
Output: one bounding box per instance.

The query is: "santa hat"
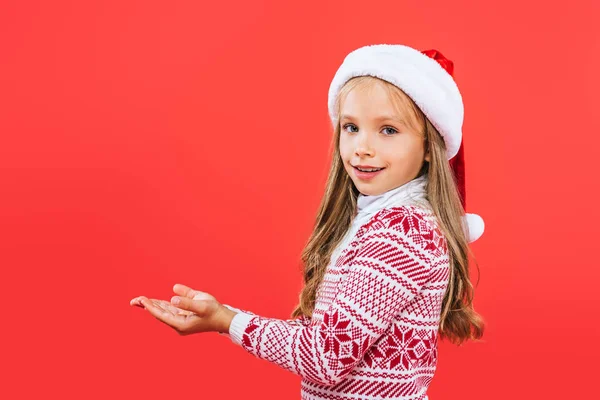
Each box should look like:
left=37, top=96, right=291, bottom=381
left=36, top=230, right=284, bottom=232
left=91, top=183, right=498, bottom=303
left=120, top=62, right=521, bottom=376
left=327, top=44, right=484, bottom=243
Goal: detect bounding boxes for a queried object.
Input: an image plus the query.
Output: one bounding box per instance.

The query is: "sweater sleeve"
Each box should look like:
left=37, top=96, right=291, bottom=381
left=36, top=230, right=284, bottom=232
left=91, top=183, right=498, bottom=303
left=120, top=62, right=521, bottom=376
left=219, top=304, right=310, bottom=338
left=226, top=209, right=434, bottom=386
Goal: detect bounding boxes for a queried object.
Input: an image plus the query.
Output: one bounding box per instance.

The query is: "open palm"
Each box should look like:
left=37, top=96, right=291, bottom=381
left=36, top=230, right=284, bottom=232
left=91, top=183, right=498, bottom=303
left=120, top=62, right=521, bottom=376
left=130, top=284, right=223, bottom=335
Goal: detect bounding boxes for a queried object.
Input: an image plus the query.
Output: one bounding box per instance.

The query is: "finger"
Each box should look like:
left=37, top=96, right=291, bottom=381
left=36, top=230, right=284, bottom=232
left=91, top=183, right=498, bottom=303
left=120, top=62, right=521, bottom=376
left=173, top=284, right=213, bottom=302
left=173, top=284, right=201, bottom=299
left=141, top=298, right=184, bottom=330
left=171, top=296, right=210, bottom=316
left=130, top=296, right=147, bottom=307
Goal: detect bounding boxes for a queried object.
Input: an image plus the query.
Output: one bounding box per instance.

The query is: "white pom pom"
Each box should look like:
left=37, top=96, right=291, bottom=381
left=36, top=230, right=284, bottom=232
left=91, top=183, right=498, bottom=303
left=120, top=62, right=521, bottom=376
left=463, top=213, right=485, bottom=243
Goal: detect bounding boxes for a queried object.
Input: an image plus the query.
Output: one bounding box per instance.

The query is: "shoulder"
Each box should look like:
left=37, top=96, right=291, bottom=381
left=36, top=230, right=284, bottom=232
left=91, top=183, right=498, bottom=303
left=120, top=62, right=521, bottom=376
left=360, top=205, right=448, bottom=255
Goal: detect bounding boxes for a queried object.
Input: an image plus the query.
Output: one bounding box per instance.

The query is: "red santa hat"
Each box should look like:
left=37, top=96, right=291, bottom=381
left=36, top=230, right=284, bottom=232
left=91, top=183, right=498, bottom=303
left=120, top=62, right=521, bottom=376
left=328, top=44, right=484, bottom=243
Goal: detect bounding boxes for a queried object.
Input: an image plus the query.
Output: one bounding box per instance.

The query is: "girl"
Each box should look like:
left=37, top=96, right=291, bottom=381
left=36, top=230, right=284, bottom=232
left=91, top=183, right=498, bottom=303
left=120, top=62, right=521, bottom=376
left=131, top=43, right=485, bottom=400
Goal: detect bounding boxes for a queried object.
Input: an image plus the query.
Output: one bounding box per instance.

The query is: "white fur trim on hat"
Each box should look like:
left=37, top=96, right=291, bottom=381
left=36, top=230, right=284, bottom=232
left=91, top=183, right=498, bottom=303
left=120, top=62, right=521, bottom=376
left=328, top=44, right=464, bottom=160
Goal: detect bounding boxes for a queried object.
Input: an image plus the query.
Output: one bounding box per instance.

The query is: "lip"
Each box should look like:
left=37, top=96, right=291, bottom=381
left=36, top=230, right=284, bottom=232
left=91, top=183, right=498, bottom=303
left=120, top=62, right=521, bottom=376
left=354, top=165, right=383, bottom=169
left=353, top=165, right=385, bottom=180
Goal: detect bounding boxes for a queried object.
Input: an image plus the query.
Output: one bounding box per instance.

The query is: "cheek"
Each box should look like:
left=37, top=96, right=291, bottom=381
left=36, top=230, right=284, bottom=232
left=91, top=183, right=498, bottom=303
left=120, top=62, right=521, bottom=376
left=339, top=137, right=351, bottom=158
left=382, top=139, right=425, bottom=165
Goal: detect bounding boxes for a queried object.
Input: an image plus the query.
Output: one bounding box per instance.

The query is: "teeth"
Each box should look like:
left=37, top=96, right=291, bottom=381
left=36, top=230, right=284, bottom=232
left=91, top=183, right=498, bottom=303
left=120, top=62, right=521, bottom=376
left=357, top=167, right=382, bottom=172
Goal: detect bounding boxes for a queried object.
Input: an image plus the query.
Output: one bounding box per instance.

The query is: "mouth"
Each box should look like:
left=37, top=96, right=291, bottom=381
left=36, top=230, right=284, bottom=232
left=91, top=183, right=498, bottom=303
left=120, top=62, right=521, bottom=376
left=352, top=165, right=386, bottom=180
left=353, top=166, right=385, bottom=172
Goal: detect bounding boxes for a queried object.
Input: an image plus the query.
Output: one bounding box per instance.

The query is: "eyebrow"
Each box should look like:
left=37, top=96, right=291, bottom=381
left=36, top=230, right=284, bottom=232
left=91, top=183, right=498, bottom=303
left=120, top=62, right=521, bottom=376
left=340, top=114, right=405, bottom=124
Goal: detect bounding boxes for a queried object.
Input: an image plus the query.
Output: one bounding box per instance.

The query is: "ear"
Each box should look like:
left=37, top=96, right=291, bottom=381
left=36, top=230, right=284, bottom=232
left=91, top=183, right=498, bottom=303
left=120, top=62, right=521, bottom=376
left=424, top=150, right=430, bottom=162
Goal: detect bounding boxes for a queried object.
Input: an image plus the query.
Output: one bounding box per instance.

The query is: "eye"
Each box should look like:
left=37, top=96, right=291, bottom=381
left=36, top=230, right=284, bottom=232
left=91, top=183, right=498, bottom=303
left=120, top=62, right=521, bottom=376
left=342, top=123, right=358, bottom=133
left=382, top=126, right=398, bottom=135
left=342, top=123, right=399, bottom=135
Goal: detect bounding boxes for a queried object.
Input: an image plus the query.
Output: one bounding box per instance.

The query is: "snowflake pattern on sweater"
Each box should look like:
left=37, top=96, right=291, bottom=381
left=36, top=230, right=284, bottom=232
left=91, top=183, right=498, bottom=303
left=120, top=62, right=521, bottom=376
left=226, top=205, right=449, bottom=400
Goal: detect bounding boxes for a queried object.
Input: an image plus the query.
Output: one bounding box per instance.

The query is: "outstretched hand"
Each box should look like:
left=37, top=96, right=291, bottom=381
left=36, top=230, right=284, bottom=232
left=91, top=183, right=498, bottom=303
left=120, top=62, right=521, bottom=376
left=130, top=284, right=236, bottom=335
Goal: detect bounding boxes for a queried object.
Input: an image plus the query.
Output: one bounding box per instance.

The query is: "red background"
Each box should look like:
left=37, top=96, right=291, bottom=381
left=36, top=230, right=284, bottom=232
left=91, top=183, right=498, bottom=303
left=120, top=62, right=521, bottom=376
left=1, top=1, right=599, bottom=398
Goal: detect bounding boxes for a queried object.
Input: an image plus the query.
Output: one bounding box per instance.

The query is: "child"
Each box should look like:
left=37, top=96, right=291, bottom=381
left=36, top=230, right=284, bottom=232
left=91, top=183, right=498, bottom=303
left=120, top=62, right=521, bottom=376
left=131, top=43, right=485, bottom=400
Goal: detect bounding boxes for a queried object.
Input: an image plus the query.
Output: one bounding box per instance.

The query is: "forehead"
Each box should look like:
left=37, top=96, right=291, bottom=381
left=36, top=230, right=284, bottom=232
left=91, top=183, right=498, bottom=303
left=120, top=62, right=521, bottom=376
left=339, top=84, right=407, bottom=124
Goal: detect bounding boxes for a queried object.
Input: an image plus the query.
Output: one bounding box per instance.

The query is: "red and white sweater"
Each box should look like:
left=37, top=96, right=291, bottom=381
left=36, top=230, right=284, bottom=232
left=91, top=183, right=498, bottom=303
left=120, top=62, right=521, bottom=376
left=222, top=175, right=450, bottom=399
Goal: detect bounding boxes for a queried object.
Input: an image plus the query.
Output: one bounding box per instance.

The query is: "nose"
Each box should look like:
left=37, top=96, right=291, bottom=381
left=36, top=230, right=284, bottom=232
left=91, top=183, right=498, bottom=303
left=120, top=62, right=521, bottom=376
left=354, top=131, right=374, bottom=157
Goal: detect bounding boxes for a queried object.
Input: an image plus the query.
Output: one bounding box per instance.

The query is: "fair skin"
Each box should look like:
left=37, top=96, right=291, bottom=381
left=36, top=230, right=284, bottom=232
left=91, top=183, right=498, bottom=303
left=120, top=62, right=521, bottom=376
left=130, top=284, right=237, bottom=335
left=339, top=82, right=429, bottom=196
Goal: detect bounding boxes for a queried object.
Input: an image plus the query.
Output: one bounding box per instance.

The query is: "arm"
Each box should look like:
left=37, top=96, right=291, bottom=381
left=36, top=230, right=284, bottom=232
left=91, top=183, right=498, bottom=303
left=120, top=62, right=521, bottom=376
left=222, top=304, right=256, bottom=315
left=218, top=304, right=310, bottom=337
left=226, top=208, right=434, bottom=386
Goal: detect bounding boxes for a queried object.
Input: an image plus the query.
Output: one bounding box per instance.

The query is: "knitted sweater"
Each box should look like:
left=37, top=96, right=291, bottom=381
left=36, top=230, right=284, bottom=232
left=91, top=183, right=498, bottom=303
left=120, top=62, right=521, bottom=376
left=222, top=176, right=450, bottom=399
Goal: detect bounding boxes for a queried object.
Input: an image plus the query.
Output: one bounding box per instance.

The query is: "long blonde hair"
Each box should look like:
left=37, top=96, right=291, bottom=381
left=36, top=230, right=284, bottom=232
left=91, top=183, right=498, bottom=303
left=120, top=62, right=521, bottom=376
left=290, top=76, right=484, bottom=345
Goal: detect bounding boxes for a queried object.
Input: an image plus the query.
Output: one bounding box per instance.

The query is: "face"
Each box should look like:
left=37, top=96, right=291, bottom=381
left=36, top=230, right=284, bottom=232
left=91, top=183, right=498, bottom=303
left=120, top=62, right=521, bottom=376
left=339, top=82, right=429, bottom=196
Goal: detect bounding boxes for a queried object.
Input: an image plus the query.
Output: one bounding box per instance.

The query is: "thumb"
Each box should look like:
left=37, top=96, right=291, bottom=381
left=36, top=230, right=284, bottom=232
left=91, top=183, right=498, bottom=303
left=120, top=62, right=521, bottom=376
left=171, top=296, right=211, bottom=316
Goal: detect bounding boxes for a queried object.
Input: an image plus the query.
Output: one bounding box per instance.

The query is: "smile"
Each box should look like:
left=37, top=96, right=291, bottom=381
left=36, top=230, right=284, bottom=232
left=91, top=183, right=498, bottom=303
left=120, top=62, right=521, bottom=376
left=353, top=166, right=385, bottom=180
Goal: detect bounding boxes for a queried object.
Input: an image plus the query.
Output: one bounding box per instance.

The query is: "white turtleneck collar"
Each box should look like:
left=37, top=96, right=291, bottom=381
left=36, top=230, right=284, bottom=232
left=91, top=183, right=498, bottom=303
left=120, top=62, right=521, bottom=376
left=356, top=173, right=430, bottom=217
